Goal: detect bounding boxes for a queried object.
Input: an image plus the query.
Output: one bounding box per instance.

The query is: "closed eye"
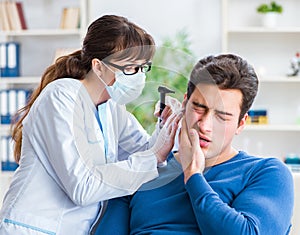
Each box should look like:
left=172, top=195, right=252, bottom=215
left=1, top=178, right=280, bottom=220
left=216, top=113, right=227, bottom=121
left=215, top=110, right=233, bottom=121
left=193, top=107, right=206, bottom=114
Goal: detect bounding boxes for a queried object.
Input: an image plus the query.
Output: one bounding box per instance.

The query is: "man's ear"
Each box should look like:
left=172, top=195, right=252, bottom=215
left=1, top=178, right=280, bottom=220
left=182, top=93, right=188, bottom=108
left=236, top=113, right=248, bottom=135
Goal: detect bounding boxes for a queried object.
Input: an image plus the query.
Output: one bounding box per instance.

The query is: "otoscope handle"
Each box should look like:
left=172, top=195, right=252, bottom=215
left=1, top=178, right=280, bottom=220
left=159, top=97, right=166, bottom=115
left=158, top=86, right=175, bottom=119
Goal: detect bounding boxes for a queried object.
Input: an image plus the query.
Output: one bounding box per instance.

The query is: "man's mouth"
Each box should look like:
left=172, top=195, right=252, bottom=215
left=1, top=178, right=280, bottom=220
left=199, top=135, right=211, bottom=148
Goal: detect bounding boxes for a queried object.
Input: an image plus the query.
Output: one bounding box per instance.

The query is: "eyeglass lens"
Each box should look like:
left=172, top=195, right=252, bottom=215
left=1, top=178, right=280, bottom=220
left=103, top=60, right=151, bottom=75
left=123, top=63, right=151, bottom=75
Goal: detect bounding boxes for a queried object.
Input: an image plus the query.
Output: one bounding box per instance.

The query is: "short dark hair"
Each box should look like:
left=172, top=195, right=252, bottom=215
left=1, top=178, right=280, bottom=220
left=187, top=54, right=259, bottom=122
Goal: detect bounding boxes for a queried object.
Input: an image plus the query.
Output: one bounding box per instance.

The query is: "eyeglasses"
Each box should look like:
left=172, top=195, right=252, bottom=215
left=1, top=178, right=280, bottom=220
left=103, top=60, right=152, bottom=75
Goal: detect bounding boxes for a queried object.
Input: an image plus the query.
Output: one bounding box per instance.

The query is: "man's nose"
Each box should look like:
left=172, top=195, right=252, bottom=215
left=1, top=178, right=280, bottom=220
left=198, top=112, right=213, bottom=132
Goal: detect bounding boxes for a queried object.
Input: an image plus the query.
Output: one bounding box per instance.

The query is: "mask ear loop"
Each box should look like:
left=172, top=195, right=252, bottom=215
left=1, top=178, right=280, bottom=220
left=98, top=60, right=119, bottom=87
left=93, top=59, right=111, bottom=86
left=101, top=60, right=116, bottom=74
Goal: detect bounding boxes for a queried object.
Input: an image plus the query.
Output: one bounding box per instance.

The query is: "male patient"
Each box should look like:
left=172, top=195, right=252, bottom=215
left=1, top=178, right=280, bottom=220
left=94, top=54, right=294, bottom=235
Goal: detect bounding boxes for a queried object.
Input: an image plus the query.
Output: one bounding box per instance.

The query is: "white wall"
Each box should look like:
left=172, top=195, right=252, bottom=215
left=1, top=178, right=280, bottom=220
left=88, top=0, right=222, bottom=58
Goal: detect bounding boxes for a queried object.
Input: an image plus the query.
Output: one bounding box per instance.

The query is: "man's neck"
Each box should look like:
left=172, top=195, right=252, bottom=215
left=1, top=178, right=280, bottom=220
left=205, top=147, right=238, bottom=167
left=173, top=147, right=238, bottom=168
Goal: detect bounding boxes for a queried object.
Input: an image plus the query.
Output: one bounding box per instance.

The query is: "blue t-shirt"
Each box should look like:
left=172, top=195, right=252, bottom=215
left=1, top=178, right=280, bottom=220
left=95, top=151, right=294, bottom=235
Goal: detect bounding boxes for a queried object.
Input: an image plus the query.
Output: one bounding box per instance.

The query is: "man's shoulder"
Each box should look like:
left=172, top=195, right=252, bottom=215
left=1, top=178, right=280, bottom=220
left=237, top=151, right=283, bottom=165
left=237, top=151, right=292, bottom=180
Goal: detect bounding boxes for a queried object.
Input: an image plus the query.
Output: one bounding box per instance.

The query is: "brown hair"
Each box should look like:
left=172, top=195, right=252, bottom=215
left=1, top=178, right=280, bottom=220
left=11, top=15, right=155, bottom=163
left=187, top=54, right=258, bottom=123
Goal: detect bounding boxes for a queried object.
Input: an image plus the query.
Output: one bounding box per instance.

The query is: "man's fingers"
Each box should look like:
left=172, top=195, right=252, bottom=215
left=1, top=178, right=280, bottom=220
left=189, top=129, right=200, bottom=152
left=179, top=116, right=191, bottom=147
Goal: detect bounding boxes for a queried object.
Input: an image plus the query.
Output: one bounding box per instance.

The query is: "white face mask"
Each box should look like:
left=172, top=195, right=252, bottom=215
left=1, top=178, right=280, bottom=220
left=96, top=62, right=146, bottom=105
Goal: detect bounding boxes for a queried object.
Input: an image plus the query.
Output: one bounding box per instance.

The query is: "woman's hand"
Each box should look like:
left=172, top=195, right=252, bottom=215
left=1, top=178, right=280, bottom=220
left=179, top=116, right=205, bottom=184
left=151, top=110, right=183, bottom=164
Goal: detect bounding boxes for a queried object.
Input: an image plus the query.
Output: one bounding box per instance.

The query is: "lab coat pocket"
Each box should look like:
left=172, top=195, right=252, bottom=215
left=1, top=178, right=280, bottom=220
left=86, top=125, right=104, bottom=144
left=78, top=124, right=106, bottom=165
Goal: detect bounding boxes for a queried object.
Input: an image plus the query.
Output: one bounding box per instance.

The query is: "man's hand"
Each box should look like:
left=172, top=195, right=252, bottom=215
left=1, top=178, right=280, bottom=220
left=179, top=116, right=205, bottom=184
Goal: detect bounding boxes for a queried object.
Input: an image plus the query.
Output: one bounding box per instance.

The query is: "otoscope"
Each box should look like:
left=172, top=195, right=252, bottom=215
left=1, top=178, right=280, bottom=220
left=158, top=85, right=175, bottom=122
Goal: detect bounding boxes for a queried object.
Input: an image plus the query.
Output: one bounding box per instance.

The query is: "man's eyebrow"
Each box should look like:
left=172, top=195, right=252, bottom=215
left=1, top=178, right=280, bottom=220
left=215, top=109, right=233, bottom=116
left=192, top=101, right=233, bottom=116
left=192, top=101, right=208, bottom=109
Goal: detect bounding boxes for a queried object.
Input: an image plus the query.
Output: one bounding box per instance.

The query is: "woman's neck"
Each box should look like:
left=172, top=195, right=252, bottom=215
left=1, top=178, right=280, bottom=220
left=81, top=71, right=110, bottom=106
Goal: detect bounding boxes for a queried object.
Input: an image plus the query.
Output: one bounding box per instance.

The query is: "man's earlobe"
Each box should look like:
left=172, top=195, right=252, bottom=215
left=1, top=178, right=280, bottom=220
left=236, top=114, right=248, bottom=135
left=182, top=93, right=188, bottom=108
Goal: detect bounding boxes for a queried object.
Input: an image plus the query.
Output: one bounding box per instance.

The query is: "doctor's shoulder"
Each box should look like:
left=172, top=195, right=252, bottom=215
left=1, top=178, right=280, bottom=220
left=48, top=78, right=82, bottom=94
left=32, top=78, right=83, bottom=110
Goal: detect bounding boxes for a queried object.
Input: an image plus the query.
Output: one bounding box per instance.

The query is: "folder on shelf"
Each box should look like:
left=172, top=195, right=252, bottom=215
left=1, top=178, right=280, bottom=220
left=6, top=1, right=22, bottom=31
left=60, top=7, right=80, bottom=29
left=7, top=42, right=20, bottom=77
left=15, top=2, right=27, bottom=30
left=17, top=89, right=27, bottom=110
left=1, top=136, right=18, bottom=171
left=0, top=2, right=11, bottom=31
left=0, top=90, right=9, bottom=124
left=0, top=1, right=27, bottom=31
left=0, top=136, right=8, bottom=164
left=0, top=42, right=20, bottom=77
left=8, top=89, right=17, bottom=121
left=0, top=89, right=30, bottom=124
left=13, top=89, right=31, bottom=122
left=0, top=43, right=8, bottom=77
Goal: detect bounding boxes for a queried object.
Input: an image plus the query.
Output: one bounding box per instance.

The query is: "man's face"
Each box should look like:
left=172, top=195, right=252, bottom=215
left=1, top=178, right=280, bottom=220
left=184, top=84, right=246, bottom=162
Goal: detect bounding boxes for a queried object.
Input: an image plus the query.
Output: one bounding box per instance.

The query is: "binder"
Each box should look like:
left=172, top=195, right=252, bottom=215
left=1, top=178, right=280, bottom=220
left=0, top=2, right=11, bottom=31
left=8, top=137, right=18, bottom=171
left=17, top=89, right=27, bottom=110
left=0, top=89, right=31, bottom=124
left=0, top=1, right=27, bottom=31
left=0, top=90, right=10, bottom=124
left=0, top=136, right=8, bottom=165
left=1, top=136, right=18, bottom=171
left=0, top=42, right=20, bottom=77
left=0, top=43, right=8, bottom=77
left=7, top=1, right=22, bottom=31
left=60, top=7, right=80, bottom=29
left=8, top=89, right=17, bottom=121
left=16, top=2, right=27, bottom=30
left=7, top=42, right=20, bottom=77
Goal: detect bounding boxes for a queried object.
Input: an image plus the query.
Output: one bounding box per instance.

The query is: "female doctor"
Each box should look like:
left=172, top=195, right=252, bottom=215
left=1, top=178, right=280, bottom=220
left=0, top=15, right=181, bottom=235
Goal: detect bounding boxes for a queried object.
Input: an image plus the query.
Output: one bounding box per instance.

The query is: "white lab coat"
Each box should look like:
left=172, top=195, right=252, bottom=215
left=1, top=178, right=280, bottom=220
left=0, top=78, right=159, bottom=235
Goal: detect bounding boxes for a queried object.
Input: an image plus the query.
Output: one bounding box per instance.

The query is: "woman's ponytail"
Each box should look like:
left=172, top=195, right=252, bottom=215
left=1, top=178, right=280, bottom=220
left=11, top=50, right=86, bottom=162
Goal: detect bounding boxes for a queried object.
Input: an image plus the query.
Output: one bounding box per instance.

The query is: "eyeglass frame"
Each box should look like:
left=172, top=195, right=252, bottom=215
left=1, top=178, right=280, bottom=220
left=102, top=60, right=152, bottom=75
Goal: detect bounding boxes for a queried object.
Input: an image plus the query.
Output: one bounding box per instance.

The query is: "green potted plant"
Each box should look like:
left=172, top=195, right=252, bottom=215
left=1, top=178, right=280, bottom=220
left=256, top=1, right=283, bottom=28
left=257, top=1, right=283, bottom=14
